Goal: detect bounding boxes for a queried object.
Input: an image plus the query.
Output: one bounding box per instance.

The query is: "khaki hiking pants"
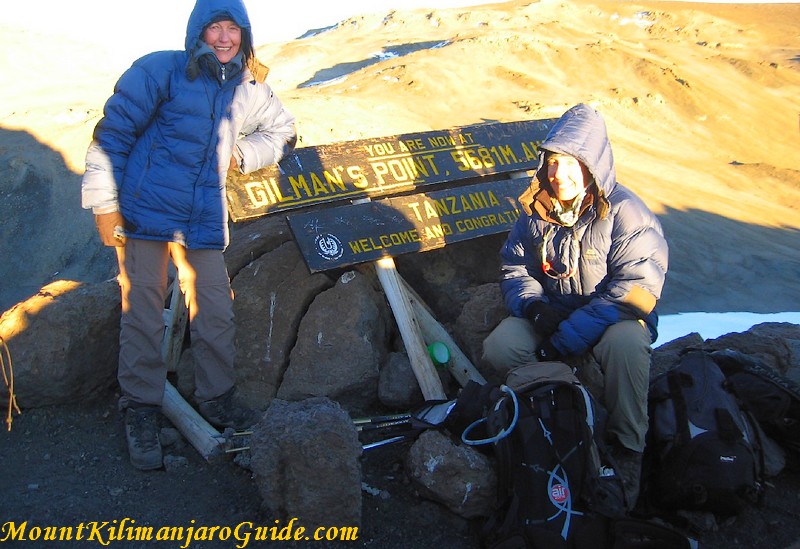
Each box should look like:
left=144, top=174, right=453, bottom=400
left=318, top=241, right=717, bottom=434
left=482, top=316, right=652, bottom=452
left=115, top=239, right=236, bottom=408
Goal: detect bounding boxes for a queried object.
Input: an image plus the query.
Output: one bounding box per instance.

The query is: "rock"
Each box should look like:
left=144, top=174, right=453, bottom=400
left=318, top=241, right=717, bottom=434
left=224, top=216, right=293, bottom=277
left=454, top=283, right=507, bottom=372
left=163, top=455, right=189, bottom=471
left=378, top=351, right=452, bottom=409
left=278, top=270, right=389, bottom=414
left=395, top=235, right=506, bottom=325
left=0, top=279, right=119, bottom=407
left=406, top=430, right=497, bottom=519
left=379, top=352, right=425, bottom=409
left=159, top=427, right=182, bottom=448
left=702, top=322, right=800, bottom=376
left=230, top=241, right=333, bottom=410
left=676, top=510, right=718, bottom=533
left=748, top=323, right=800, bottom=373
left=250, top=397, right=362, bottom=528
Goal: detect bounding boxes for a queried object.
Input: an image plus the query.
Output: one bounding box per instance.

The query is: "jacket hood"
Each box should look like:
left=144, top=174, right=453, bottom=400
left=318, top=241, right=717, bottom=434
left=539, top=103, right=617, bottom=197
left=518, top=104, right=613, bottom=221
left=185, top=0, right=252, bottom=51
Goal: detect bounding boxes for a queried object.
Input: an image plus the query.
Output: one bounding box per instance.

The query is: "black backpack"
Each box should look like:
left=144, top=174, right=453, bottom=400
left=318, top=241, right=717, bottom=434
left=644, top=350, right=765, bottom=517
left=461, top=362, right=626, bottom=548
left=709, top=348, right=800, bottom=455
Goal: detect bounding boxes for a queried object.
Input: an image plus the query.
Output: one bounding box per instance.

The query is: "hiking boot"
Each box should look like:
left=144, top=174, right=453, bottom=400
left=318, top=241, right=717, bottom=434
left=611, top=444, right=643, bottom=511
left=125, top=406, right=163, bottom=471
left=197, top=387, right=259, bottom=430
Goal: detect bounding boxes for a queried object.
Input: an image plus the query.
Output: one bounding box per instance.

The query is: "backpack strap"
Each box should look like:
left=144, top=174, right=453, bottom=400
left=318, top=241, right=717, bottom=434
left=714, top=407, right=743, bottom=443
left=666, top=370, right=691, bottom=444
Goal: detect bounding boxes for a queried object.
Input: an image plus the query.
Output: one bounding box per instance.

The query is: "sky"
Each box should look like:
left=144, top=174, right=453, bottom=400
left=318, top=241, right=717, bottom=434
left=7, top=0, right=796, bottom=64
left=6, top=0, right=490, bottom=65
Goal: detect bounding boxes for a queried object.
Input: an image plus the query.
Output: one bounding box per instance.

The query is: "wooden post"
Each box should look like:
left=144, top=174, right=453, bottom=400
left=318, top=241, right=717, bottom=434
left=399, top=275, right=487, bottom=387
left=374, top=257, right=447, bottom=401
left=162, top=381, right=226, bottom=461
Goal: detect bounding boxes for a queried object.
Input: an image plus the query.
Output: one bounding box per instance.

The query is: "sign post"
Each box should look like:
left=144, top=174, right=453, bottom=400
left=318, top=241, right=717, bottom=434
left=375, top=256, right=446, bottom=400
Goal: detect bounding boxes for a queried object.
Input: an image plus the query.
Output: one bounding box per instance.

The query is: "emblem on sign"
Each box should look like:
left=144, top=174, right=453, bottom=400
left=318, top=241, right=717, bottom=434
left=315, top=233, right=344, bottom=261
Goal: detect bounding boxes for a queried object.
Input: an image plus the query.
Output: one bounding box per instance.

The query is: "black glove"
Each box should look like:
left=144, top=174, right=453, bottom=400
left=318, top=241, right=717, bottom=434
left=525, top=301, right=569, bottom=338
left=536, top=339, right=561, bottom=362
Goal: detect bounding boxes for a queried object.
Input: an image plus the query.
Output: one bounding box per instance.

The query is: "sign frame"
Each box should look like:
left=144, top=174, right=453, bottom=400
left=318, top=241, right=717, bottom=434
left=226, top=118, right=555, bottom=221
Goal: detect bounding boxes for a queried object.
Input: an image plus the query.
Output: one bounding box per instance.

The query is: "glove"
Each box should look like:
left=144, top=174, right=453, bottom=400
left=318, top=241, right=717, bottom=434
left=536, top=339, right=561, bottom=362
left=525, top=301, right=570, bottom=338
left=94, top=211, right=126, bottom=247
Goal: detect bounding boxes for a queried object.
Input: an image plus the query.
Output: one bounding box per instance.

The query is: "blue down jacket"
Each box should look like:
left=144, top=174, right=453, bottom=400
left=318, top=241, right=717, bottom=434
left=500, top=104, right=668, bottom=356
left=81, top=0, right=296, bottom=249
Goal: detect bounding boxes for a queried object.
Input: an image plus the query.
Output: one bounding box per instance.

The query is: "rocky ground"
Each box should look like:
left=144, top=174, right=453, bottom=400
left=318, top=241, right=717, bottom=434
left=2, top=373, right=799, bottom=549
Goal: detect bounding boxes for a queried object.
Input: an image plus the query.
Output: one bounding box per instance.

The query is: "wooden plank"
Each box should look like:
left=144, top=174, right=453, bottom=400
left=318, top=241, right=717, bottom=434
left=226, top=118, right=554, bottom=221
left=374, top=257, right=447, bottom=401
left=399, top=275, right=487, bottom=387
left=287, top=176, right=526, bottom=272
left=161, top=381, right=225, bottom=462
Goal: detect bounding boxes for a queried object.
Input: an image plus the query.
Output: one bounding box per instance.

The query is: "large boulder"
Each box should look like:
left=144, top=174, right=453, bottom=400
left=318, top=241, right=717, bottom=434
left=229, top=241, right=333, bottom=410
left=395, top=235, right=506, bottom=325
left=701, top=322, right=800, bottom=376
left=453, top=282, right=506, bottom=379
left=224, top=216, right=293, bottom=277
left=378, top=351, right=452, bottom=410
left=406, top=429, right=497, bottom=519
left=250, top=397, right=362, bottom=529
left=0, top=279, right=120, bottom=407
left=278, top=270, right=390, bottom=414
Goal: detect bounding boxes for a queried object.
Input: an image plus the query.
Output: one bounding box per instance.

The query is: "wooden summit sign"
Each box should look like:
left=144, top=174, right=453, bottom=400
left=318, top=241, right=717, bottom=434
left=224, top=118, right=555, bottom=401
left=287, top=178, right=525, bottom=272
left=226, top=118, right=555, bottom=221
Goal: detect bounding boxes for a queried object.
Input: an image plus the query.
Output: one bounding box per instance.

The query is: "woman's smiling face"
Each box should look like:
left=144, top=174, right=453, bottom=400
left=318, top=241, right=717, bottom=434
left=203, top=20, right=241, bottom=64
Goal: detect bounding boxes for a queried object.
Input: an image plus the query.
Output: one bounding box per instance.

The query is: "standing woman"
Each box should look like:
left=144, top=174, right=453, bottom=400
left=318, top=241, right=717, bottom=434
left=81, top=0, right=297, bottom=470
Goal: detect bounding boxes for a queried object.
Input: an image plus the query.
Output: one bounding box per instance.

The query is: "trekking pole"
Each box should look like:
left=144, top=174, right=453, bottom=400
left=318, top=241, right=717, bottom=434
left=352, top=413, right=412, bottom=426
left=356, top=418, right=412, bottom=433
left=224, top=431, right=253, bottom=454
left=362, top=435, right=409, bottom=451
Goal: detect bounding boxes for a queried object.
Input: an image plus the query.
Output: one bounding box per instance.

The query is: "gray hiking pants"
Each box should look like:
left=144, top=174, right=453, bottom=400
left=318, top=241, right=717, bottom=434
left=115, top=239, right=236, bottom=408
left=482, top=316, right=652, bottom=452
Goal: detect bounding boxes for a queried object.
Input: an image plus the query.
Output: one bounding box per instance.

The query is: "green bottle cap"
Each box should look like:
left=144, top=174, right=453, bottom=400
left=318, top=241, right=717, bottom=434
left=427, top=341, right=450, bottom=368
